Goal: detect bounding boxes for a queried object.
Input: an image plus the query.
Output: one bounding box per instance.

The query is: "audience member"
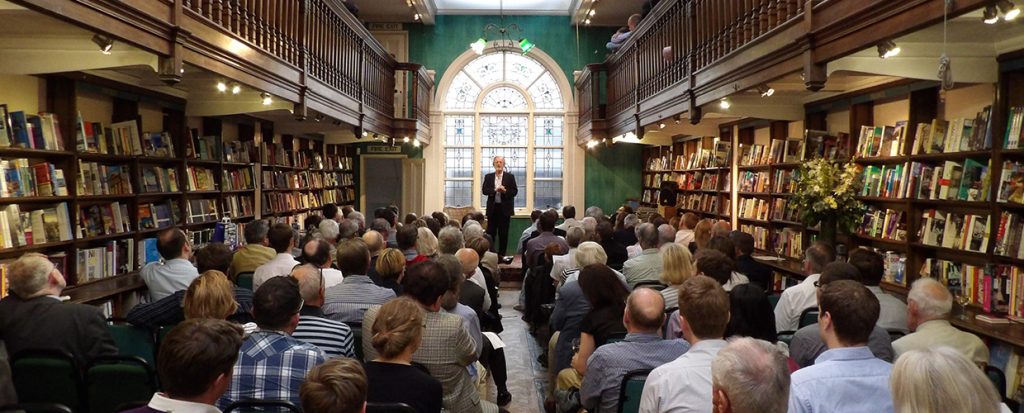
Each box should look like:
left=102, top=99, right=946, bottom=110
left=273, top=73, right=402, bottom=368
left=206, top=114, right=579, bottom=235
left=348, top=211, right=367, bottom=233
left=606, top=14, right=640, bottom=51
left=467, top=236, right=502, bottom=332
left=0, top=253, right=117, bottom=365
left=141, top=228, right=198, bottom=301
left=659, top=242, right=695, bottom=309
left=125, top=319, right=243, bottom=413
left=596, top=219, right=629, bottom=270
left=569, top=265, right=630, bottom=377
left=580, top=289, right=689, bottom=412
left=676, top=213, right=698, bottom=245
left=723, top=284, right=777, bottom=343
left=551, top=226, right=585, bottom=282
left=438, top=226, right=465, bottom=255
left=639, top=275, right=730, bottom=412
left=712, top=220, right=731, bottom=238
left=417, top=226, right=440, bottom=258
left=556, top=205, right=581, bottom=232
left=323, top=239, right=396, bottom=324
left=788, top=280, right=893, bottom=413
left=518, top=210, right=543, bottom=254
left=695, top=249, right=748, bottom=290
left=525, top=210, right=569, bottom=268
left=437, top=255, right=484, bottom=380
left=364, top=297, right=443, bottom=412
left=729, top=231, right=772, bottom=291
left=424, top=216, right=442, bottom=237
left=890, top=347, right=1006, bottom=413
left=362, top=229, right=385, bottom=281
left=585, top=206, right=605, bottom=220
left=623, top=223, right=663, bottom=287
left=301, top=238, right=344, bottom=288
left=228, top=219, right=275, bottom=281
left=692, top=219, right=713, bottom=252
left=183, top=270, right=240, bottom=320
left=338, top=219, right=360, bottom=240
left=217, top=276, right=326, bottom=409
left=398, top=225, right=429, bottom=266
left=456, top=248, right=488, bottom=316
left=373, top=248, right=405, bottom=296
left=253, top=223, right=300, bottom=291
left=774, top=241, right=834, bottom=332
left=300, top=358, right=367, bottom=413
left=711, top=337, right=790, bottom=413
left=323, top=204, right=340, bottom=223
left=370, top=218, right=395, bottom=248
left=657, top=224, right=676, bottom=247
left=892, top=277, right=988, bottom=365
left=849, top=248, right=908, bottom=333
left=615, top=213, right=640, bottom=248
left=291, top=264, right=355, bottom=358
left=304, top=215, right=324, bottom=238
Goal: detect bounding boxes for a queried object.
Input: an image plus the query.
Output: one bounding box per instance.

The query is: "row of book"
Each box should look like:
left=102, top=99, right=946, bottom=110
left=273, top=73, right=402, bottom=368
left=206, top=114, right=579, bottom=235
left=75, top=113, right=142, bottom=155
left=261, top=143, right=321, bottom=169
left=78, top=162, right=132, bottom=196
left=860, top=159, right=990, bottom=202
left=262, top=192, right=324, bottom=214
left=770, top=198, right=800, bottom=223
left=738, top=197, right=770, bottom=221
left=739, top=171, right=770, bottom=193
left=142, top=166, right=179, bottom=193
left=855, top=123, right=907, bottom=158
left=913, top=108, right=994, bottom=155
left=1, top=110, right=66, bottom=151
left=138, top=201, right=181, bottom=231
left=640, top=189, right=663, bottom=206
left=994, top=211, right=1024, bottom=259
left=998, top=160, right=1024, bottom=204
left=76, top=239, right=134, bottom=283
left=741, top=224, right=770, bottom=250
left=2, top=159, right=68, bottom=198
left=186, top=166, right=217, bottom=191
left=678, top=193, right=723, bottom=215
left=323, top=188, right=356, bottom=205
left=1003, top=106, right=1024, bottom=150
left=677, top=171, right=727, bottom=192
left=858, top=206, right=906, bottom=241
left=223, top=195, right=256, bottom=218
left=326, top=155, right=353, bottom=171
left=680, top=141, right=731, bottom=169
left=738, top=143, right=775, bottom=166
left=773, top=169, right=799, bottom=193
left=0, top=203, right=73, bottom=249
left=774, top=227, right=803, bottom=259
left=186, top=199, right=219, bottom=224
left=333, top=172, right=355, bottom=187
left=78, top=202, right=132, bottom=238
left=223, top=168, right=255, bottom=191
left=919, top=209, right=990, bottom=253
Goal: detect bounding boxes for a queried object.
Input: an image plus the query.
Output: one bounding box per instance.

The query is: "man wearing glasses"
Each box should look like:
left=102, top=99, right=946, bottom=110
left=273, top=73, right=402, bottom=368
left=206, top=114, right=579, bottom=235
left=774, top=241, right=835, bottom=333
left=482, top=156, right=518, bottom=263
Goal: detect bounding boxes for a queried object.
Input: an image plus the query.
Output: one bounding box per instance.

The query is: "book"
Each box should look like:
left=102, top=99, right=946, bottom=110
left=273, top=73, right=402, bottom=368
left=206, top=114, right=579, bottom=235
left=783, top=137, right=804, bottom=163
left=959, top=158, right=987, bottom=202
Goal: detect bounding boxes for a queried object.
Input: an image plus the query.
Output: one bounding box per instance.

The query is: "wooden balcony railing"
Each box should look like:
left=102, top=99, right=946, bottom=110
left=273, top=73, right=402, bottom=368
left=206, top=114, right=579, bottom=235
left=394, top=63, right=434, bottom=142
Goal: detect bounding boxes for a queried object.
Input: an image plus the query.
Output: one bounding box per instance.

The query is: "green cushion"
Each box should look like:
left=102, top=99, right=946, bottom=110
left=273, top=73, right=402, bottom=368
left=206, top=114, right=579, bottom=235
left=12, top=357, right=80, bottom=410
left=87, top=363, right=155, bottom=413
left=107, top=324, right=156, bottom=366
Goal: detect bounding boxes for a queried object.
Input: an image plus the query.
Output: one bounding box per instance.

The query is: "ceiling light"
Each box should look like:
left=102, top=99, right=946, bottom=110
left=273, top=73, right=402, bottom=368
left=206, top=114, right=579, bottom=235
left=519, top=38, right=536, bottom=54
left=92, top=34, right=113, bottom=54
left=412, top=139, right=420, bottom=148
left=999, top=0, right=1021, bottom=20
left=470, top=38, right=487, bottom=55
left=403, top=136, right=410, bottom=143
left=260, top=92, right=272, bottom=105
left=589, top=9, right=596, bottom=16
left=230, top=83, right=242, bottom=94
left=984, top=5, right=1000, bottom=23
left=414, top=13, right=421, bottom=21
left=362, top=131, right=368, bottom=137
left=757, top=84, right=775, bottom=97
left=584, top=18, right=592, bottom=25
left=719, top=98, right=731, bottom=109
left=216, top=81, right=228, bottom=93
left=586, top=140, right=599, bottom=148
left=877, top=40, right=900, bottom=59
left=674, top=115, right=681, bottom=124
left=659, top=122, right=666, bottom=129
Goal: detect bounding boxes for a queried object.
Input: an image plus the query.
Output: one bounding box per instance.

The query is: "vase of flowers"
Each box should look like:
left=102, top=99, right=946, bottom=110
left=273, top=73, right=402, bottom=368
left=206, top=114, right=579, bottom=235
left=790, top=158, right=866, bottom=246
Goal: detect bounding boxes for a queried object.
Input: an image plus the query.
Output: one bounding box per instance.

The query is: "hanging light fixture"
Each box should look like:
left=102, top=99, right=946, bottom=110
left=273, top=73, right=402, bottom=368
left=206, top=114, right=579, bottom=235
left=877, top=40, right=901, bottom=59
left=998, top=0, right=1021, bottom=20
left=984, top=5, right=1000, bottom=23
left=467, top=0, right=537, bottom=56
left=92, top=34, right=114, bottom=54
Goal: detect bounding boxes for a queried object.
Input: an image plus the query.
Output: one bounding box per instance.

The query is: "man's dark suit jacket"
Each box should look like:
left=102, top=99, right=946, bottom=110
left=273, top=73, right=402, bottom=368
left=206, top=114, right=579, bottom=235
left=482, top=172, right=518, bottom=217
left=458, top=280, right=486, bottom=319
left=0, top=295, right=117, bottom=365
left=736, top=254, right=773, bottom=292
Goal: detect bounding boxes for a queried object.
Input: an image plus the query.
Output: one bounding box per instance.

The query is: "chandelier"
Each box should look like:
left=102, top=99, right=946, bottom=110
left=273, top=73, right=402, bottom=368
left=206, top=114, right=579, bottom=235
left=468, top=0, right=535, bottom=55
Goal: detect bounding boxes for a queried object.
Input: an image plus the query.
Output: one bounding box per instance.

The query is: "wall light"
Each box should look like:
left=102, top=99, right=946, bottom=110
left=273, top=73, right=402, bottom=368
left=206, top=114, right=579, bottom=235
left=403, top=136, right=410, bottom=143
left=999, top=0, right=1021, bottom=20
left=719, top=98, right=731, bottom=109
left=757, top=84, right=775, bottom=97
left=92, top=34, right=113, bottom=54
left=586, top=140, right=599, bottom=149
left=984, top=5, right=1000, bottom=23
left=674, top=115, right=681, bottom=124
left=877, top=40, right=900, bottom=59
left=470, top=38, right=487, bottom=55
left=230, top=83, right=242, bottom=95
left=260, top=92, right=273, bottom=105
left=216, top=81, right=228, bottom=93
left=412, top=139, right=420, bottom=148
left=659, top=122, right=666, bottom=129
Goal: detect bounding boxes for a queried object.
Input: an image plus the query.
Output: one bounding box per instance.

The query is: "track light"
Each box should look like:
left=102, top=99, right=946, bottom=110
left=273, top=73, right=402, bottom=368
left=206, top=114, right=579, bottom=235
left=260, top=92, right=272, bottom=106
left=403, top=136, right=410, bottom=143
left=412, top=139, right=420, bottom=148
left=519, top=38, right=535, bottom=54
left=999, top=0, right=1021, bottom=20
left=984, top=5, right=1000, bottom=23
left=414, top=13, right=421, bottom=21
left=757, top=84, right=775, bottom=97
left=92, top=34, right=113, bottom=54
left=659, top=122, right=666, bottom=129
left=362, top=131, right=368, bottom=137
left=589, top=9, right=596, bottom=16
left=230, top=83, right=241, bottom=95
left=877, top=40, right=900, bottom=59
left=216, top=81, right=228, bottom=93
left=471, top=38, right=487, bottom=55
left=586, top=140, right=599, bottom=149
left=584, top=18, right=592, bottom=25
left=719, top=98, right=731, bottom=109
left=674, top=115, right=681, bottom=125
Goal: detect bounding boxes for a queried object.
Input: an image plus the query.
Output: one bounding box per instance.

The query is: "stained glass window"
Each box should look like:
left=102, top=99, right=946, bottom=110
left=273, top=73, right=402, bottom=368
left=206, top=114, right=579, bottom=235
left=464, top=54, right=505, bottom=85
left=445, top=116, right=474, bottom=146
left=481, top=87, right=528, bottom=111
left=527, top=72, right=563, bottom=110
left=481, top=147, right=527, bottom=209
left=480, top=115, right=528, bottom=146
left=505, top=54, right=544, bottom=87
left=444, top=72, right=481, bottom=111
left=535, top=116, right=563, bottom=147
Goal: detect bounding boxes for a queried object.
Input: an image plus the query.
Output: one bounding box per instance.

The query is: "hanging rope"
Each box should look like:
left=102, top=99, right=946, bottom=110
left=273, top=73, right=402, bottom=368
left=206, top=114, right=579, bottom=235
left=938, top=0, right=954, bottom=90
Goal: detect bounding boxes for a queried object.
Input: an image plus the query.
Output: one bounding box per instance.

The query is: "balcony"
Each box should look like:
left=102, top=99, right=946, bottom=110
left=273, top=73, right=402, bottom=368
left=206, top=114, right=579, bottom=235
left=577, top=0, right=986, bottom=142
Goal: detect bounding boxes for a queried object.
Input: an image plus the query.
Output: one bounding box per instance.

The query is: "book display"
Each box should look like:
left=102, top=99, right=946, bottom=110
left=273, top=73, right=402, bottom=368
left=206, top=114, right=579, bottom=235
left=641, top=135, right=732, bottom=220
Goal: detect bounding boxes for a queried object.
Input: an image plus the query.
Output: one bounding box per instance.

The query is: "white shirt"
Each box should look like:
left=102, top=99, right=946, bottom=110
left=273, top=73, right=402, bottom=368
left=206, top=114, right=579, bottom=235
left=723, top=271, right=750, bottom=292
left=556, top=217, right=582, bottom=232
left=322, top=267, right=345, bottom=289
left=140, top=258, right=199, bottom=301
left=774, top=273, right=821, bottom=332
left=252, top=253, right=299, bottom=291
left=145, top=392, right=221, bottom=413
left=639, top=339, right=728, bottom=413
left=675, top=229, right=695, bottom=246
left=469, top=267, right=492, bottom=311
left=551, top=249, right=577, bottom=282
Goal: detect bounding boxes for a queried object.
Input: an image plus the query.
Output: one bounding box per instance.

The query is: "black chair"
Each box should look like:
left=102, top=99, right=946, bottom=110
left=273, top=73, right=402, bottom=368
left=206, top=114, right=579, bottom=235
left=236, top=272, right=255, bottom=291
left=984, top=365, right=1017, bottom=410
left=887, top=329, right=906, bottom=342
left=223, top=400, right=302, bottom=413
left=352, top=327, right=364, bottom=361
left=10, top=350, right=83, bottom=412
left=617, top=368, right=652, bottom=413
left=634, top=280, right=667, bottom=291
left=0, top=403, right=73, bottom=413
left=86, top=355, right=158, bottom=413
left=105, top=322, right=157, bottom=367
left=798, top=307, right=819, bottom=329
left=365, top=402, right=416, bottom=413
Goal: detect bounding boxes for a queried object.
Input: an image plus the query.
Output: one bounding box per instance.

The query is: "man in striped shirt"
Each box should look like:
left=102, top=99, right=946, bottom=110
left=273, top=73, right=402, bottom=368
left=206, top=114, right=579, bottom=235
left=291, top=264, right=355, bottom=359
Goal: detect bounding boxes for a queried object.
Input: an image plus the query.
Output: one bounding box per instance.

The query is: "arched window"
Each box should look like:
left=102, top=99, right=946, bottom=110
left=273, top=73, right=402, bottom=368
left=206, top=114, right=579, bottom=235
left=442, top=52, right=566, bottom=212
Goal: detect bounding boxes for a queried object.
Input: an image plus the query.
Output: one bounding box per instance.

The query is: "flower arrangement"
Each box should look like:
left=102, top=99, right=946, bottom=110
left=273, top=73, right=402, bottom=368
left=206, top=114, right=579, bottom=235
left=790, top=158, right=866, bottom=239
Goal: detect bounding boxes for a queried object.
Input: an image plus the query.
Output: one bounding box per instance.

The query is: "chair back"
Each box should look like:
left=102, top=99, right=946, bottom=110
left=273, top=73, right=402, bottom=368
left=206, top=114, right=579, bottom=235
left=236, top=272, right=255, bottom=291
left=0, top=403, right=73, bottom=413
left=86, top=356, right=157, bottom=413
left=767, top=293, right=782, bottom=309
left=633, top=281, right=667, bottom=291
left=887, top=329, right=905, bottom=342
left=106, top=323, right=157, bottom=367
left=662, top=307, right=679, bottom=339
left=617, top=369, right=652, bottom=413
left=10, top=350, right=82, bottom=411
left=798, top=307, right=819, bottom=329
left=365, top=402, right=417, bottom=413
left=352, top=327, right=365, bottom=361
left=985, top=365, right=1008, bottom=401
left=223, top=400, right=302, bottom=413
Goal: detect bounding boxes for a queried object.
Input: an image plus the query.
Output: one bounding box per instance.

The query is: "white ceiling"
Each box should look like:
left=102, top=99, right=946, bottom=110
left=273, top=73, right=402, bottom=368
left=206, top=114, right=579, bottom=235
left=433, top=0, right=573, bottom=15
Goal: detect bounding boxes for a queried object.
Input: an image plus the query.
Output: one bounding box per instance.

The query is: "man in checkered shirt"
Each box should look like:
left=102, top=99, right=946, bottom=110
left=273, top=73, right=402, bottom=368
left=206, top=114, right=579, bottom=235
left=217, top=276, right=326, bottom=410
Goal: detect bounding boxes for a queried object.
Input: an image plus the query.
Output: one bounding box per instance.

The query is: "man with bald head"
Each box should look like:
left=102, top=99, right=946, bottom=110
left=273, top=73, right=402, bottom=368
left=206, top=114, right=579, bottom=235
left=290, top=264, right=354, bottom=358
left=455, top=248, right=487, bottom=316
left=482, top=155, right=518, bottom=262
left=362, top=229, right=385, bottom=283
left=892, top=277, right=988, bottom=365
left=580, top=288, right=690, bottom=412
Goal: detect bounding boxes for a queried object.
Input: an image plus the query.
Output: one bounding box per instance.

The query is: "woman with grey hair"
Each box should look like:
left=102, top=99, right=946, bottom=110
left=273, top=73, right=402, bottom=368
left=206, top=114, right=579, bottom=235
left=415, top=227, right=439, bottom=258
left=891, top=347, right=1009, bottom=413
left=551, top=226, right=585, bottom=284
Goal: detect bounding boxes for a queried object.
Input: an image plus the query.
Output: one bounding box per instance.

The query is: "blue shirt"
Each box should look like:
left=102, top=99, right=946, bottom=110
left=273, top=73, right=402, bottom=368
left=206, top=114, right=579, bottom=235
left=581, top=333, right=690, bottom=413
left=788, top=346, right=894, bottom=413
left=217, top=330, right=326, bottom=409
left=140, top=258, right=198, bottom=301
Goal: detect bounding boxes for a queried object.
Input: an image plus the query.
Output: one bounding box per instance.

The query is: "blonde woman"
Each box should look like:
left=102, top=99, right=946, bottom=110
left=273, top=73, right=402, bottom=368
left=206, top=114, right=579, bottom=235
left=182, top=270, right=256, bottom=334
left=692, top=219, right=714, bottom=252
left=416, top=226, right=439, bottom=258
left=658, top=242, right=696, bottom=309
left=891, top=347, right=1010, bottom=413
left=364, top=297, right=443, bottom=412
left=374, top=248, right=406, bottom=295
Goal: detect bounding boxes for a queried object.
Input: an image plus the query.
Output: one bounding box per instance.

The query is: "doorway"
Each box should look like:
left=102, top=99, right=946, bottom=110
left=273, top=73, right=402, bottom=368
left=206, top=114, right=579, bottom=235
left=361, top=156, right=405, bottom=214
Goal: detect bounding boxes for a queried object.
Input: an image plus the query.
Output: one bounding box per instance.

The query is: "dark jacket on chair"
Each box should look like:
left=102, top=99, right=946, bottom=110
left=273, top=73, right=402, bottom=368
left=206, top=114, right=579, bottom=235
left=0, top=295, right=118, bottom=365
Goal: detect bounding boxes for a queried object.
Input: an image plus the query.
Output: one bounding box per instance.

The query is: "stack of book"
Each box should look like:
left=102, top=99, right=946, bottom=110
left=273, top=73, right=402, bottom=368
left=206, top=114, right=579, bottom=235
left=739, top=171, right=770, bottom=192
left=858, top=206, right=906, bottom=241
left=1, top=159, right=69, bottom=198
left=919, top=209, right=990, bottom=253
left=855, top=122, right=907, bottom=158
left=75, top=114, right=143, bottom=155
left=738, top=198, right=770, bottom=221
left=77, top=202, right=131, bottom=238
left=913, top=109, right=994, bottom=154
left=223, top=167, right=255, bottom=191
left=186, top=166, right=217, bottom=191
left=908, top=159, right=990, bottom=202
left=141, top=166, right=179, bottom=193
left=78, top=162, right=132, bottom=196
left=0, top=202, right=73, bottom=248
left=994, top=211, right=1024, bottom=259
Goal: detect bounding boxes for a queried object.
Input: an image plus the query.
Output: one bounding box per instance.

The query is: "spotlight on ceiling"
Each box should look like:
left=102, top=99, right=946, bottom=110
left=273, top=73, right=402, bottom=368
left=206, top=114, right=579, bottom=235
left=719, top=98, right=731, bottom=109
left=403, top=136, right=410, bottom=143
left=984, top=5, right=1000, bottom=23
left=877, top=40, right=900, bottom=59
left=586, top=140, right=599, bottom=149
left=519, top=38, right=536, bottom=54
left=412, top=139, right=421, bottom=148
left=216, top=81, right=228, bottom=93
left=584, top=18, right=592, bottom=25
left=757, top=84, right=775, bottom=97
left=230, top=83, right=242, bottom=95
left=260, top=92, right=272, bottom=106
left=999, top=0, right=1021, bottom=20
left=470, top=38, right=487, bottom=55
left=414, top=13, right=421, bottom=21
left=92, top=34, right=114, bottom=55
left=659, top=122, right=666, bottom=129
left=674, top=115, right=681, bottom=125
left=589, top=9, right=596, bottom=16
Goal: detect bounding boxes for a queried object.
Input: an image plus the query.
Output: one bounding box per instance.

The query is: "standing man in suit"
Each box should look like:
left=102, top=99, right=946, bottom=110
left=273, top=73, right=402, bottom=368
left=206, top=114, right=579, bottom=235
left=482, top=156, right=518, bottom=262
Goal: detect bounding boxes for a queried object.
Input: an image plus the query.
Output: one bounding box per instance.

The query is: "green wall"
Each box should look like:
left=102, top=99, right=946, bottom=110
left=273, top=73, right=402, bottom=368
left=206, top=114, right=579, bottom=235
left=585, top=143, right=643, bottom=214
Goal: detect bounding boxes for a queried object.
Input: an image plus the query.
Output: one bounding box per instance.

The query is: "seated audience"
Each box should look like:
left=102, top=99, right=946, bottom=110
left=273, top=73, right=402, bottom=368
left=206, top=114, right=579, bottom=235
left=438, top=226, right=465, bottom=256
left=659, top=242, right=695, bottom=310
left=141, top=228, right=198, bottom=301
left=373, top=248, right=406, bottom=295
left=657, top=224, right=676, bottom=247
left=301, top=239, right=344, bottom=288
left=304, top=215, right=324, bottom=237
left=228, top=219, right=276, bottom=280
left=596, top=219, right=629, bottom=270
left=850, top=248, right=908, bottom=333
left=362, top=229, right=385, bottom=281
left=525, top=210, right=569, bottom=268
left=469, top=235, right=499, bottom=279
left=323, top=239, right=396, bottom=324
left=623, top=223, right=664, bottom=288
left=639, top=275, right=730, bottom=412
left=615, top=213, right=640, bottom=248
left=125, top=319, right=244, bottom=413
left=562, top=264, right=630, bottom=392
left=182, top=270, right=246, bottom=323
left=724, top=283, right=777, bottom=343
left=691, top=219, right=713, bottom=253
left=892, top=277, right=988, bottom=365
left=774, top=241, right=835, bottom=332
left=253, top=223, right=300, bottom=291
left=789, top=261, right=894, bottom=367
left=556, top=205, right=581, bottom=232
left=0, top=253, right=117, bottom=365
left=300, top=358, right=368, bottom=413
left=436, top=255, right=483, bottom=363
left=787, top=280, right=893, bottom=413
left=729, top=231, right=772, bottom=292
left=711, top=337, right=790, bottom=413
left=890, top=347, right=1007, bottom=413
left=348, top=210, right=366, bottom=233
left=370, top=218, right=395, bottom=248
left=291, top=264, right=355, bottom=358
left=417, top=226, right=440, bottom=259
left=584, top=206, right=605, bottom=220
left=517, top=210, right=542, bottom=255
left=456, top=248, right=488, bottom=316
left=364, top=261, right=498, bottom=413
left=712, top=220, right=731, bottom=238
left=364, top=296, right=444, bottom=412
left=467, top=236, right=502, bottom=332
left=580, top=288, right=689, bottom=412
left=551, top=226, right=585, bottom=283
left=675, top=212, right=698, bottom=245
left=323, top=204, right=340, bottom=223
left=318, top=219, right=341, bottom=259
left=217, top=276, right=326, bottom=409
left=399, top=225, right=429, bottom=266
left=339, top=219, right=360, bottom=240
left=695, top=249, right=748, bottom=290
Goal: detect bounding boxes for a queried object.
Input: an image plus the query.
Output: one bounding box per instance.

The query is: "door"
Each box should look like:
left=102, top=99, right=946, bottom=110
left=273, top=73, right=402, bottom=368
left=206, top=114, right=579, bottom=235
left=361, top=156, right=405, bottom=214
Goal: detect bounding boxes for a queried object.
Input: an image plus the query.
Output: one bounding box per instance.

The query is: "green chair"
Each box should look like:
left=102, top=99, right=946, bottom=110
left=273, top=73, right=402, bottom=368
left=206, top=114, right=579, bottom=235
left=106, top=323, right=157, bottom=367
left=768, top=293, right=782, bottom=309
left=10, top=350, right=83, bottom=412
left=237, top=272, right=255, bottom=291
left=352, top=327, right=364, bottom=361
left=86, top=356, right=158, bottom=413
left=798, top=307, right=819, bottom=329
left=0, top=403, right=74, bottom=413
left=617, top=368, right=652, bottom=413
